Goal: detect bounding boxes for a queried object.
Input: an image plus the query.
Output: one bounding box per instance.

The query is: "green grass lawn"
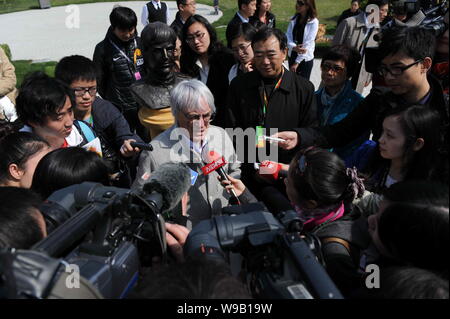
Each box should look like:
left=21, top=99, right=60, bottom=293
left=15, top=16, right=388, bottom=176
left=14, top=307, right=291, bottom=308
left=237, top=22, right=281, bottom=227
left=2, top=0, right=351, bottom=85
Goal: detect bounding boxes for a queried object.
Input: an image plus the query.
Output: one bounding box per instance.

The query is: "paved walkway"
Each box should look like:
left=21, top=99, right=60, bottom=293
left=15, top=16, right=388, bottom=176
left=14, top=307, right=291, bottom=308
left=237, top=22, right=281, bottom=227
left=0, top=2, right=371, bottom=93
left=0, top=1, right=222, bottom=62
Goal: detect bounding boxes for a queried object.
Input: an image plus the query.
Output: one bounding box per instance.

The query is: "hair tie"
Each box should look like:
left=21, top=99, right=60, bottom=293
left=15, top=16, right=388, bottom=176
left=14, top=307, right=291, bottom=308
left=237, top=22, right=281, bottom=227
left=297, top=146, right=315, bottom=174
left=298, top=154, right=307, bottom=174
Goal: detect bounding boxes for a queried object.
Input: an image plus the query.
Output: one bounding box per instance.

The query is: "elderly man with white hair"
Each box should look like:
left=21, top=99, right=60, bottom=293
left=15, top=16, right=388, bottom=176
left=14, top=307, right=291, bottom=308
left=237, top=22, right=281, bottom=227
left=132, top=79, right=241, bottom=228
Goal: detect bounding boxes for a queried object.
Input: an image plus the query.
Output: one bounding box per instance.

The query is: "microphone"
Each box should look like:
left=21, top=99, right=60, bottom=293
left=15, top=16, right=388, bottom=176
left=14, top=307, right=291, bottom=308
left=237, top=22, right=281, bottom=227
left=142, top=162, right=192, bottom=212
left=257, top=161, right=287, bottom=182
left=200, top=149, right=241, bottom=205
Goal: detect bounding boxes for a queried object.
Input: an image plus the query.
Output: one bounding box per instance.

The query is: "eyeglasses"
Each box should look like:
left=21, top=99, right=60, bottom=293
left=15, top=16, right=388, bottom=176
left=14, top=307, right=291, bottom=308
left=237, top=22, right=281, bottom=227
left=73, top=86, right=97, bottom=97
left=185, top=32, right=205, bottom=44
left=231, top=43, right=252, bottom=54
left=297, top=1, right=305, bottom=6
left=183, top=111, right=215, bottom=122
left=321, top=63, right=345, bottom=74
left=377, top=59, right=423, bottom=77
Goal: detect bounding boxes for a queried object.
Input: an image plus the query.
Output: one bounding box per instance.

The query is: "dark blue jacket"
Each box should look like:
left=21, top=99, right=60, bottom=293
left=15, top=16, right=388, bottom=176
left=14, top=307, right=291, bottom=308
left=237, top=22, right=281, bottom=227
left=315, top=80, right=368, bottom=160
left=91, top=97, right=143, bottom=151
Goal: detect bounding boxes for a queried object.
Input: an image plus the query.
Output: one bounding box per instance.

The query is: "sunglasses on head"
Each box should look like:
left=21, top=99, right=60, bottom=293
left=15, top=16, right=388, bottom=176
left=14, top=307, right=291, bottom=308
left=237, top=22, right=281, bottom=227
left=297, top=1, right=305, bottom=6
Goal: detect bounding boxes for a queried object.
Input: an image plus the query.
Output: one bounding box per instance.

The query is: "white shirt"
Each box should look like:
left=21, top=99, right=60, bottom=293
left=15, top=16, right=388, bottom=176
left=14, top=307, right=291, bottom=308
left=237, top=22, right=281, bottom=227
left=385, top=174, right=398, bottom=188
left=180, top=129, right=209, bottom=157
left=286, top=17, right=319, bottom=64
left=236, top=11, right=250, bottom=23
left=141, top=1, right=171, bottom=26
left=196, top=59, right=210, bottom=84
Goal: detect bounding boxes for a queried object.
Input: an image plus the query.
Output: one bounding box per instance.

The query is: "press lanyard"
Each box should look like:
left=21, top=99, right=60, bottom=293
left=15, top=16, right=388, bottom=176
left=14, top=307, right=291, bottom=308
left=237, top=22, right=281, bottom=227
left=109, top=39, right=139, bottom=68
left=262, top=69, right=284, bottom=118
left=256, top=70, right=284, bottom=148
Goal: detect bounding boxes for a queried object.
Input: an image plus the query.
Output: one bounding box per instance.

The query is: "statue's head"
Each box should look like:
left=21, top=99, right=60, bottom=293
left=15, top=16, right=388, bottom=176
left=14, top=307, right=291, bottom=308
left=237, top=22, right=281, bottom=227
left=141, top=22, right=177, bottom=84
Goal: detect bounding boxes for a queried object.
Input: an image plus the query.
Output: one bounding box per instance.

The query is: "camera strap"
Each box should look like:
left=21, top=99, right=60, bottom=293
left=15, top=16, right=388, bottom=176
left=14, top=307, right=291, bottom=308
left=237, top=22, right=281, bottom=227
left=321, top=237, right=352, bottom=256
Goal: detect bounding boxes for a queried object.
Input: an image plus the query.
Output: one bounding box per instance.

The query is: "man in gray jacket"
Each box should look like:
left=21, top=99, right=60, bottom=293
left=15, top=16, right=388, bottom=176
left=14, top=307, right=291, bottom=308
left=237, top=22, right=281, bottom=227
left=132, top=79, right=241, bottom=229
left=333, top=0, right=389, bottom=94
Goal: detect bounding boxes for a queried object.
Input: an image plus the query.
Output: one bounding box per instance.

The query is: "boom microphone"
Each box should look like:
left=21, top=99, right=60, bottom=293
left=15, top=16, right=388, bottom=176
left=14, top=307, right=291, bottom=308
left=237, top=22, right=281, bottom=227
left=201, top=149, right=240, bottom=205
left=142, top=162, right=192, bottom=212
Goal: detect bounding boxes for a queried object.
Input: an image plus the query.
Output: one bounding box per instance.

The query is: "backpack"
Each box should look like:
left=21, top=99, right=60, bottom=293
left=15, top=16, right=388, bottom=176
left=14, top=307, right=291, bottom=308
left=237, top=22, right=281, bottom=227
left=73, top=120, right=97, bottom=145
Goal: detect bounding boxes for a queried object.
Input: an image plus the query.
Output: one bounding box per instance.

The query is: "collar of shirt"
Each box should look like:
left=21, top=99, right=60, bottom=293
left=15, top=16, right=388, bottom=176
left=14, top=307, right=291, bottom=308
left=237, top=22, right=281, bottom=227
left=237, top=11, right=249, bottom=23
left=152, top=0, right=161, bottom=9
left=20, top=124, right=84, bottom=147
left=195, top=59, right=210, bottom=84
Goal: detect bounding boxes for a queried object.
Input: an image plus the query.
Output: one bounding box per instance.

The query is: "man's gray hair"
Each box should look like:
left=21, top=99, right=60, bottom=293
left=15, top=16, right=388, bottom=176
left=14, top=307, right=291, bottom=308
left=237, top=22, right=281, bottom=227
left=170, top=79, right=216, bottom=117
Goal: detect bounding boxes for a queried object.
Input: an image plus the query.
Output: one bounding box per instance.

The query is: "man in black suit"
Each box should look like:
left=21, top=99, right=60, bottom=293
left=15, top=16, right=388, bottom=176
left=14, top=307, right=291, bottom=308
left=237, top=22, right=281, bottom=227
left=141, top=0, right=170, bottom=26
left=225, top=0, right=257, bottom=46
left=170, top=0, right=197, bottom=36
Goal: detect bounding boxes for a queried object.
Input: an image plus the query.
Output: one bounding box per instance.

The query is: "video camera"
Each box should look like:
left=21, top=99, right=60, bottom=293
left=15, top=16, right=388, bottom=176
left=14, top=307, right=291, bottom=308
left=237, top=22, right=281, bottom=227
left=365, top=0, right=448, bottom=73
left=0, top=162, right=192, bottom=299
left=184, top=203, right=344, bottom=299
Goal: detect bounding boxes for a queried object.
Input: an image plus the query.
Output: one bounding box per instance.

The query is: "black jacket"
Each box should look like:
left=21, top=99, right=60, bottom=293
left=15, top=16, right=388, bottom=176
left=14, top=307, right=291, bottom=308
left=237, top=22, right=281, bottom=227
left=249, top=11, right=276, bottom=28
left=93, top=27, right=144, bottom=112
left=297, top=75, right=449, bottom=152
left=206, top=50, right=236, bottom=128
left=170, top=11, right=185, bottom=36
left=227, top=70, right=317, bottom=164
left=91, top=97, right=143, bottom=151
left=180, top=48, right=235, bottom=128
left=225, top=13, right=245, bottom=45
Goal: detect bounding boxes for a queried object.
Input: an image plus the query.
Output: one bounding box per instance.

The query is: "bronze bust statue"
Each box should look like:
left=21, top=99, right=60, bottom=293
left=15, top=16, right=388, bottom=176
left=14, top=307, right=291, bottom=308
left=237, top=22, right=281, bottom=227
left=131, top=22, right=189, bottom=139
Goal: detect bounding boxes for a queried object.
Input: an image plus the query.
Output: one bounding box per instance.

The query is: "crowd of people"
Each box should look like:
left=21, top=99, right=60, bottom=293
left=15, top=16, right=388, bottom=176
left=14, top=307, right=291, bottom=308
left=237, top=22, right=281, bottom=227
left=0, top=0, right=449, bottom=299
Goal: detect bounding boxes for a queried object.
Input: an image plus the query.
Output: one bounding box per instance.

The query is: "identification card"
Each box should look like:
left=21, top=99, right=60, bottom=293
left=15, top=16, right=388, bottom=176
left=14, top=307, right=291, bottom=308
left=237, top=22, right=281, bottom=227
left=256, top=126, right=265, bottom=148
left=134, top=72, right=142, bottom=81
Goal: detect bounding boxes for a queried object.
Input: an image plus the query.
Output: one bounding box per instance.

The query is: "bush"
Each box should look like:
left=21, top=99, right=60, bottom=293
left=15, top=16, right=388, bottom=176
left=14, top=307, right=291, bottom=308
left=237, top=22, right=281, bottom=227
left=0, top=44, right=12, bottom=60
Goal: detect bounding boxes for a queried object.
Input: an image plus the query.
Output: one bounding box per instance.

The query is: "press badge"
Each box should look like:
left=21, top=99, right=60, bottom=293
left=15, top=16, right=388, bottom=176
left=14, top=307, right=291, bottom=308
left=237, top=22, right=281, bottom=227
left=189, top=168, right=199, bottom=185
left=134, top=48, right=144, bottom=67
left=256, top=126, right=265, bottom=148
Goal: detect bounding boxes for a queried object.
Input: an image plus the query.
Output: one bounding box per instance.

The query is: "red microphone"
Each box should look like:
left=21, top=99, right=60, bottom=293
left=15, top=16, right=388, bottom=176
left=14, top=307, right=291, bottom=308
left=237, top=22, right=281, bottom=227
left=201, top=149, right=241, bottom=205
left=257, top=161, right=285, bottom=182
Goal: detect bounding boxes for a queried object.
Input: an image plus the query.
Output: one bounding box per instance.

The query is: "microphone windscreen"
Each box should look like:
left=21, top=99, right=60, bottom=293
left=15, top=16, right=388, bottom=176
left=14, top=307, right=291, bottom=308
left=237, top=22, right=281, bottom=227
left=142, top=162, right=192, bottom=211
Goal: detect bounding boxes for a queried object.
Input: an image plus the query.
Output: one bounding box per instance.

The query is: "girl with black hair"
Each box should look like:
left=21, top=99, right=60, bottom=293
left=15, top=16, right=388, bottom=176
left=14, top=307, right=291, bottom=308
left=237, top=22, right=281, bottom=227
left=0, top=121, right=50, bottom=188
left=249, top=0, right=276, bottom=29
left=180, top=14, right=235, bottom=127
left=31, top=147, right=110, bottom=199
left=227, top=23, right=257, bottom=83
left=286, top=0, right=319, bottom=80
left=354, top=105, right=446, bottom=193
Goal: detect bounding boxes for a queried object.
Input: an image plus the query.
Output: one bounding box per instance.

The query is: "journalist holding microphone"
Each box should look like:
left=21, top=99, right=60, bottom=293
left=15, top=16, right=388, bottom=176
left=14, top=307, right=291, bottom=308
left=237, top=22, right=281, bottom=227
left=132, top=79, right=241, bottom=229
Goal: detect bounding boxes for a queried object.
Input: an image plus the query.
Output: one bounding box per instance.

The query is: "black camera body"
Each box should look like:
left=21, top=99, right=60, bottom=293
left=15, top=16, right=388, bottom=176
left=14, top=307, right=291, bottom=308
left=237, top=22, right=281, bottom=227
left=1, top=182, right=168, bottom=299
left=184, top=203, right=343, bottom=299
